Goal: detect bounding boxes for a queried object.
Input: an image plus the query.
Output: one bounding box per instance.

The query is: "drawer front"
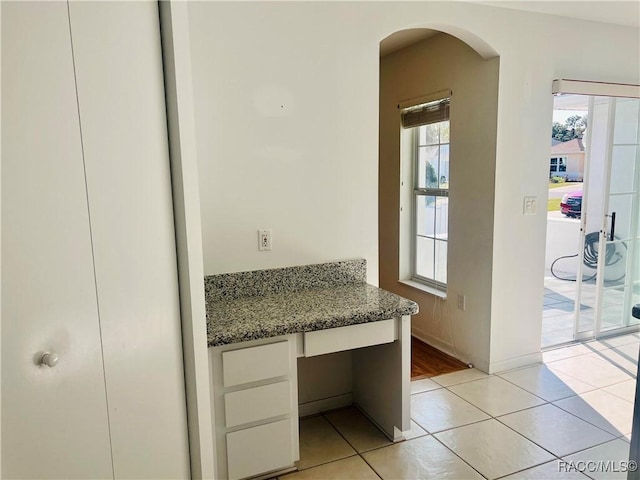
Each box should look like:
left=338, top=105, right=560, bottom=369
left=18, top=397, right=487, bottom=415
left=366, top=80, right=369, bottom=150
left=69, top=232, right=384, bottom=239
left=304, top=319, right=395, bottom=357
left=224, top=381, right=291, bottom=428
left=222, top=341, right=290, bottom=387
left=226, top=419, right=293, bottom=480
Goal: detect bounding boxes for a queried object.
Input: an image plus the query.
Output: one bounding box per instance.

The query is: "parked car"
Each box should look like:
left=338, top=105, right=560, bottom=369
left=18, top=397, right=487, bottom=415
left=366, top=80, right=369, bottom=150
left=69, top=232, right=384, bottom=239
left=560, top=190, right=582, bottom=217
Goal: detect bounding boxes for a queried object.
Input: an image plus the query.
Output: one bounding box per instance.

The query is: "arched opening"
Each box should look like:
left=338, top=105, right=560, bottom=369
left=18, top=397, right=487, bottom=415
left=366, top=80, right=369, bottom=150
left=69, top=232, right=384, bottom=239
left=378, top=28, right=500, bottom=374
left=380, top=26, right=498, bottom=60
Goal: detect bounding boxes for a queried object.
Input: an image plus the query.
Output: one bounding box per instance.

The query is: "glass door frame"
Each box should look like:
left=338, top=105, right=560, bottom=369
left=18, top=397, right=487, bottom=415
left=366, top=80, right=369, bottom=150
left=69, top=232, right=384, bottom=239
left=572, top=95, right=596, bottom=342
left=594, top=96, right=640, bottom=339
left=567, top=93, right=640, bottom=342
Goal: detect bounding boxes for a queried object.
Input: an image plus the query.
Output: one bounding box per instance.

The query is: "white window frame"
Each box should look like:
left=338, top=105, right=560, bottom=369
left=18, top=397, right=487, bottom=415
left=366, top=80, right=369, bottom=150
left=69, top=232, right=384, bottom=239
left=411, top=122, right=449, bottom=291
left=550, top=156, right=567, bottom=174
left=398, top=93, right=451, bottom=295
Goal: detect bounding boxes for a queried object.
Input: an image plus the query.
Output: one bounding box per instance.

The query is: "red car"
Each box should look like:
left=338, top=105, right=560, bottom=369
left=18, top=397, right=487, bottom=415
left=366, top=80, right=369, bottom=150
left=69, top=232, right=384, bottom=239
left=560, top=190, right=582, bottom=218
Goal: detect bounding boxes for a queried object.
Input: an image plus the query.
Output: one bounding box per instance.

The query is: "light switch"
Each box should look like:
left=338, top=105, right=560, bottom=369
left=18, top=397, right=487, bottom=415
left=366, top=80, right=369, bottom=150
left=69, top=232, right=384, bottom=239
left=523, top=196, right=537, bottom=215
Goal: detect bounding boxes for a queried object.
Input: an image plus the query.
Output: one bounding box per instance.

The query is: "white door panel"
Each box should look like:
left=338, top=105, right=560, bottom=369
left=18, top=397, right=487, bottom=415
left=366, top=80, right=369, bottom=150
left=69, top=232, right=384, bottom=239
left=1, top=2, right=113, bottom=478
left=67, top=2, right=190, bottom=478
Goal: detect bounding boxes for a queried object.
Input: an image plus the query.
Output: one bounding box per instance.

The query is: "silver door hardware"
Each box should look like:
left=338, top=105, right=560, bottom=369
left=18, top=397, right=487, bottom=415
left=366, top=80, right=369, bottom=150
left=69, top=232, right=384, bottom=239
left=39, top=352, right=59, bottom=368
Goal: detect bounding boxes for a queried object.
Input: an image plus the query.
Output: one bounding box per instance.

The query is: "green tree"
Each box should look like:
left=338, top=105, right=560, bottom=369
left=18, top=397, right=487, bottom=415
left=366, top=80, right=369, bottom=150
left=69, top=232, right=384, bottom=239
left=426, top=161, right=438, bottom=188
left=552, top=115, right=588, bottom=142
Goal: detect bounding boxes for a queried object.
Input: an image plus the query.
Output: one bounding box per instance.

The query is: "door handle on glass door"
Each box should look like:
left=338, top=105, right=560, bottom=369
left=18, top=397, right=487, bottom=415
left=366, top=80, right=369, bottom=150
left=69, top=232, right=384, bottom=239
left=610, top=212, right=616, bottom=241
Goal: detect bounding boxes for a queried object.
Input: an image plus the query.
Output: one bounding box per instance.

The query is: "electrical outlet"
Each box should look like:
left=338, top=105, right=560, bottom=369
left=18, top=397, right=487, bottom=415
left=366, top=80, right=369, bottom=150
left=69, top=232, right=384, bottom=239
left=258, top=229, right=272, bottom=251
left=457, top=294, right=466, bottom=311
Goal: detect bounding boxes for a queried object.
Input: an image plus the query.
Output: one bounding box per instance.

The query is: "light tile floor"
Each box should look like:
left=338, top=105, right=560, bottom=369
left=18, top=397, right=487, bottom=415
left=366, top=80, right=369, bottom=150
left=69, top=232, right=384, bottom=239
left=280, top=333, right=639, bottom=480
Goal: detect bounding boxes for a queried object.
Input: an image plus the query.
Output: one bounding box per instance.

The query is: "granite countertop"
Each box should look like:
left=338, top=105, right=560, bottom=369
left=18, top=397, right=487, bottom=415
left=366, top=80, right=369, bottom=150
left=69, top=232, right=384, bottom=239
left=205, top=260, right=418, bottom=346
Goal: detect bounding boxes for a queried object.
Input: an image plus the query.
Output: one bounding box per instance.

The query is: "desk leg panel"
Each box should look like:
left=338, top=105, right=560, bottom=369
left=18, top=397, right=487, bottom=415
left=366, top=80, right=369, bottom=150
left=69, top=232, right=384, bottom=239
left=353, top=315, right=411, bottom=441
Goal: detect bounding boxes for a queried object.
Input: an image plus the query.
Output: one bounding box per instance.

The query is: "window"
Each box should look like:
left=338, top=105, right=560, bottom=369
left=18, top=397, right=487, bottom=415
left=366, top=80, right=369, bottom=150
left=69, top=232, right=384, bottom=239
left=550, top=156, right=567, bottom=174
left=401, top=97, right=450, bottom=292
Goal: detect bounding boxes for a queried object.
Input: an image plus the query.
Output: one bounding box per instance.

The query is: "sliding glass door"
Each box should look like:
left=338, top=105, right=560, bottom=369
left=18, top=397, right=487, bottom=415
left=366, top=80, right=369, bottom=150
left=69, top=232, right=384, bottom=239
left=574, top=95, right=640, bottom=341
left=597, top=97, right=640, bottom=336
left=544, top=83, right=640, bottom=347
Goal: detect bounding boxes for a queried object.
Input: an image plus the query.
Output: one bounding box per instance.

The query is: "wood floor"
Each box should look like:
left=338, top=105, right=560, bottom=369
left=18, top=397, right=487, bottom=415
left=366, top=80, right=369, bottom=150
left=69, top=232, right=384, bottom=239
left=411, top=336, right=468, bottom=379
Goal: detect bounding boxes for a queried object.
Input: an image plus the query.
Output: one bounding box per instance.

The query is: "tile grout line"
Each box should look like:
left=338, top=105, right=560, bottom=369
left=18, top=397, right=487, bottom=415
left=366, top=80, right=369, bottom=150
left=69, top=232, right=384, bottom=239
left=442, top=379, right=547, bottom=420
left=293, top=414, right=357, bottom=474
left=356, top=452, right=383, bottom=480
left=320, top=411, right=383, bottom=479
left=550, top=395, right=630, bottom=438
left=495, top=368, right=599, bottom=402
left=428, top=431, right=489, bottom=479
left=491, top=367, right=630, bottom=450
left=436, top=396, right=558, bottom=478
left=288, top=335, right=637, bottom=479
left=492, top=409, right=613, bottom=464
left=323, top=410, right=402, bottom=479
left=436, top=374, right=623, bottom=477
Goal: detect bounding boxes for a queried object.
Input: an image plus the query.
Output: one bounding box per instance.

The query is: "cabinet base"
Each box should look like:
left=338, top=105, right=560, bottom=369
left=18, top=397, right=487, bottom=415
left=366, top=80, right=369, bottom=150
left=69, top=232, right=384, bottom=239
left=247, top=465, right=297, bottom=480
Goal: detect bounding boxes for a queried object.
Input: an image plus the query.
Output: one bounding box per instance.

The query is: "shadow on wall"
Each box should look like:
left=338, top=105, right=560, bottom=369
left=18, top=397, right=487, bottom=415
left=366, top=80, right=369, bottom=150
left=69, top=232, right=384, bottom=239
left=378, top=27, right=499, bottom=373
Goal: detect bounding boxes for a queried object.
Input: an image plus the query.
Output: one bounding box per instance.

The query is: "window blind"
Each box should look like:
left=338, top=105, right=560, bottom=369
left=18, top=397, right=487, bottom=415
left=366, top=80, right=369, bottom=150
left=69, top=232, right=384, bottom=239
left=401, top=98, right=450, bottom=129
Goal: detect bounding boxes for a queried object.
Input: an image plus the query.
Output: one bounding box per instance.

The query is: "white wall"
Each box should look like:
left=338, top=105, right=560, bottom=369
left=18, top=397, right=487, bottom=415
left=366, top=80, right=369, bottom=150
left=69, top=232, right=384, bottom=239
left=545, top=217, right=581, bottom=275
left=379, top=32, right=499, bottom=372
left=187, top=1, right=640, bottom=372
left=189, top=2, right=380, bottom=284
left=159, top=3, right=216, bottom=477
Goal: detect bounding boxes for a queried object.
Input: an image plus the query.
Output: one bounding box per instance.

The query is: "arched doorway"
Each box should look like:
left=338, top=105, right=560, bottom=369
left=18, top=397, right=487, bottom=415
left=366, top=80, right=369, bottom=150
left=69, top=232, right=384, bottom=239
left=378, top=28, right=500, bottom=376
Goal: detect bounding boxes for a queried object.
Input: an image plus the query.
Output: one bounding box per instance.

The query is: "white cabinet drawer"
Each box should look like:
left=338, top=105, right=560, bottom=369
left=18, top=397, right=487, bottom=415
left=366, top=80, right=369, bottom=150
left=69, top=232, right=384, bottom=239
left=224, top=381, right=290, bottom=428
left=222, top=341, right=290, bottom=387
left=226, top=419, right=293, bottom=480
left=304, top=319, right=395, bottom=357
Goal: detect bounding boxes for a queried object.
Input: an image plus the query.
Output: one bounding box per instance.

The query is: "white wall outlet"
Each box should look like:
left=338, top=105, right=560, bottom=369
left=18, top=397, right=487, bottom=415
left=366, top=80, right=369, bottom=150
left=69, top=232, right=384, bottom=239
left=523, top=196, right=537, bottom=215
left=457, top=294, right=466, bottom=311
left=258, top=229, right=272, bottom=251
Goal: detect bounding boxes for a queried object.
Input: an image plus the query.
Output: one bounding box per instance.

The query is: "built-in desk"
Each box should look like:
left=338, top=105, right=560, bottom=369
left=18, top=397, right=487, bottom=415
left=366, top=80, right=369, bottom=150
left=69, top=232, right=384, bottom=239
left=205, top=260, right=418, bottom=480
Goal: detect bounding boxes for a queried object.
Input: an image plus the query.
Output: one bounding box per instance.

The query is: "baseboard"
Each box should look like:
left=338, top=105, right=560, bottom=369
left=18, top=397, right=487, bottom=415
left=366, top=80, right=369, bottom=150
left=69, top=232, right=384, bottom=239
left=353, top=403, right=401, bottom=442
left=298, top=393, right=352, bottom=417
left=411, top=327, right=491, bottom=372
left=489, top=351, right=543, bottom=374
left=411, top=327, right=470, bottom=366
left=411, top=327, right=542, bottom=375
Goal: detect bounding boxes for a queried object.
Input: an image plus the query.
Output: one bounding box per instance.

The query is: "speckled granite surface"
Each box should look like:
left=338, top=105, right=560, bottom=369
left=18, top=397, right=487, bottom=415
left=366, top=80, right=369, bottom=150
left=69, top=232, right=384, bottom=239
left=205, top=259, right=367, bottom=302
left=205, top=260, right=418, bottom=347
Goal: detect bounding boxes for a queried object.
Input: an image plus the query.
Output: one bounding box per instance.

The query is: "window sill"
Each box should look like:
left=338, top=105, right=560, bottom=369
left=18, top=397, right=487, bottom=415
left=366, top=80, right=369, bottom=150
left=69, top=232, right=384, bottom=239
left=399, top=279, right=447, bottom=299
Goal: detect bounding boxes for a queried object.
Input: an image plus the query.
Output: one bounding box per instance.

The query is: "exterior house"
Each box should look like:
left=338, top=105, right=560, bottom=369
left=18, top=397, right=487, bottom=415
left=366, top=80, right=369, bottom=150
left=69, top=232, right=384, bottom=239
left=1, top=1, right=639, bottom=478
left=550, top=137, right=586, bottom=180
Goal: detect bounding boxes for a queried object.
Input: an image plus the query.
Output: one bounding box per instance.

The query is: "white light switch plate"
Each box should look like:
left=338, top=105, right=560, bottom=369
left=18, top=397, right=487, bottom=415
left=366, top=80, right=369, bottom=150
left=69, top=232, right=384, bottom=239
left=523, top=196, right=537, bottom=215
